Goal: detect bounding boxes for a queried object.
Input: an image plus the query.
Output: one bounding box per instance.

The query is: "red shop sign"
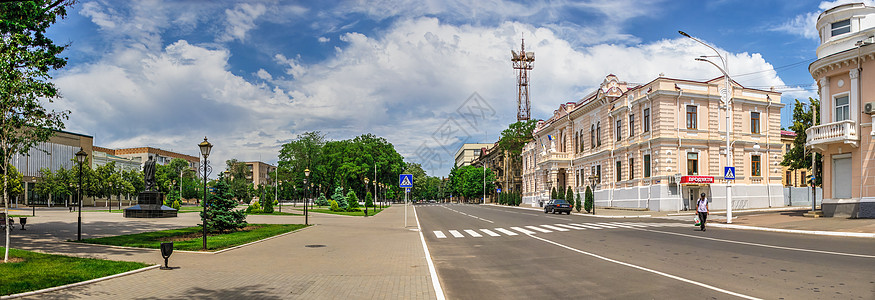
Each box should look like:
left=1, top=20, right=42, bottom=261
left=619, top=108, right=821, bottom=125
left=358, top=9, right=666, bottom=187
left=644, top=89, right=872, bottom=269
left=680, top=176, right=714, bottom=184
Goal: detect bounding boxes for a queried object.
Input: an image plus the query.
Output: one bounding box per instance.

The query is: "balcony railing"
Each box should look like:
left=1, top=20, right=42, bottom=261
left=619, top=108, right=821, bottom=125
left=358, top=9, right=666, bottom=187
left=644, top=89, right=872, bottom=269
left=540, top=151, right=570, bottom=162
left=806, top=120, right=858, bottom=149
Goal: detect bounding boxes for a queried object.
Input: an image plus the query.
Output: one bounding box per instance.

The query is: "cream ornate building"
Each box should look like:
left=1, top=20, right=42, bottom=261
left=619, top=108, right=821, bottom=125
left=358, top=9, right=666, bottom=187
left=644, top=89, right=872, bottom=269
left=806, top=2, right=875, bottom=218
left=522, top=74, right=783, bottom=211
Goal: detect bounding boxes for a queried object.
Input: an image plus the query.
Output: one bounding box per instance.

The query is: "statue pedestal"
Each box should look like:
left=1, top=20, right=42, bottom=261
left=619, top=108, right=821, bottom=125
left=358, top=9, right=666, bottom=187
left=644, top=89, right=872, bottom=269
left=124, top=191, right=178, bottom=218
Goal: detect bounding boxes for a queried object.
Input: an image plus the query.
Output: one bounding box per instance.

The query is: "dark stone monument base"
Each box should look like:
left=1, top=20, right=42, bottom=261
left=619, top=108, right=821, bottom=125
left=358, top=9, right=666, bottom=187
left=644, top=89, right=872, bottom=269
left=124, top=191, right=178, bottom=218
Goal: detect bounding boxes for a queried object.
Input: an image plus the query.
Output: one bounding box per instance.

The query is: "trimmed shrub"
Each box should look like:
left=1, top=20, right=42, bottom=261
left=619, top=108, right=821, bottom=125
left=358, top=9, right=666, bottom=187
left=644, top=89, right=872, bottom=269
left=171, top=199, right=181, bottom=211
left=203, top=180, right=248, bottom=232
left=346, top=190, right=360, bottom=211
left=575, top=192, right=582, bottom=213
left=329, top=200, right=340, bottom=212
left=246, top=200, right=262, bottom=213
left=565, top=186, right=573, bottom=207
left=551, top=187, right=557, bottom=200
left=365, top=192, right=374, bottom=208
left=584, top=186, right=594, bottom=213
left=315, top=194, right=329, bottom=206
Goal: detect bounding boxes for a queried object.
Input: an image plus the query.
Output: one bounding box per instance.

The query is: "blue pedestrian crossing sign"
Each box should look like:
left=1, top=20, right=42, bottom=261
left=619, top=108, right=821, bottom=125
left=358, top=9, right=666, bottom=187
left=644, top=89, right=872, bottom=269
left=724, top=167, right=736, bottom=180
left=399, top=174, right=413, bottom=188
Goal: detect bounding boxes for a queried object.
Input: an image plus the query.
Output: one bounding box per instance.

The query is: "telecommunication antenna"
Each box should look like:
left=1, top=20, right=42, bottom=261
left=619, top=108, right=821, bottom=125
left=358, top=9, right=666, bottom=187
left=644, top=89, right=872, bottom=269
left=511, top=38, right=534, bottom=121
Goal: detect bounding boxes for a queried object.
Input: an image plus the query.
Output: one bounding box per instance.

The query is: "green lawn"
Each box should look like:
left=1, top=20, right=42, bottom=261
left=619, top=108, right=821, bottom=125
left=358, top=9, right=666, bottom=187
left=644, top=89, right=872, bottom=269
left=76, top=224, right=308, bottom=251
left=305, top=207, right=387, bottom=216
left=0, top=248, right=149, bottom=296
left=246, top=211, right=302, bottom=216
left=97, top=206, right=204, bottom=213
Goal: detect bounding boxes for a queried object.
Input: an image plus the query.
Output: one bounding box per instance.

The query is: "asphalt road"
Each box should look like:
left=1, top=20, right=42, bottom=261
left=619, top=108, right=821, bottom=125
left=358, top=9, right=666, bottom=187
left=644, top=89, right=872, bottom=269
left=415, top=203, right=875, bottom=300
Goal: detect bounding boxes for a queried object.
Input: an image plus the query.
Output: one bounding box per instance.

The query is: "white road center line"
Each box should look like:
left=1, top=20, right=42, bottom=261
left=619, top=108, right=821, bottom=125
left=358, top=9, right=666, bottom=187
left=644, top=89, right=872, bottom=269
left=511, top=226, right=536, bottom=235
left=632, top=227, right=875, bottom=259
left=540, top=224, right=570, bottom=231
left=464, top=230, right=483, bottom=238
left=448, top=230, right=464, bottom=238
left=433, top=231, right=447, bottom=239
left=495, top=228, right=519, bottom=236
left=526, top=225, right=553, bottom=233
left=479, top=229, right=501, bottom=237
left=527, top=234, right=761, bottom=300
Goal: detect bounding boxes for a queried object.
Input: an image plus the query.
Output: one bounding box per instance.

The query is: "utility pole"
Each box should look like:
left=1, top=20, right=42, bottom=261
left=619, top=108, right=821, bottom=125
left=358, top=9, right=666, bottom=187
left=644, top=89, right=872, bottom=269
left=511, top=37, right=535, bottom=122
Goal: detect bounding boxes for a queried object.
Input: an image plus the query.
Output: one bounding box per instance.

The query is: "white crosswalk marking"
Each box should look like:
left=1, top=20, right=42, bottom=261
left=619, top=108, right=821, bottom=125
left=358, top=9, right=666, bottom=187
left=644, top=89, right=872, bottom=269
left=480, top=229, right=501, bottom=237
left=511, top=226, right=536, bottom=234
left=464, top=229, right=483, bottom=237
left=573, top=223, right=607, bottom=229
left=495, top=228, right=519, bottom=236
left=600, top=223, right=635, bottom=229
left=526, top=225, right=552, bottom=233
left=428, top=222, right=696, bottom=241
left=555, top=224, right=586, bottom=230
left=540, top=224, right=569, bottom=231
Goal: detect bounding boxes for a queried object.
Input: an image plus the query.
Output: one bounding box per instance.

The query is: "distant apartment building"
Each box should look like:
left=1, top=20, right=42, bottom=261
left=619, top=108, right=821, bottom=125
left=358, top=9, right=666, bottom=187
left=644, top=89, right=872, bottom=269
left=92, top=146, right=141, bottom=172
left=780, top=131, right=809, bottom=187
left=806, top=2, right=875, bottom=217
left=100, top=147, right=200, bottom=170
left=455, top=143, right=492, bottom=167
left=243, top=161, right=277, bottom=187
left=471, top=142, right=523, bottom=202
left=522, top=74, right=783, bottom=211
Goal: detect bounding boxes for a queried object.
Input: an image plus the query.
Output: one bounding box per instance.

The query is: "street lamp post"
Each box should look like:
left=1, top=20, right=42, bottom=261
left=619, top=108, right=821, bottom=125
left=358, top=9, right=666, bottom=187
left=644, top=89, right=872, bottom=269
left=588, top=174, right=599, bottom=215
left=679, top=30, right=734, bottom=223
left=304, top=169, right=310, bottom=225
left=198, top=137, right=213, bottom=250
left=75, top=148, right=87, bottom=240
left=363, top=177, right=369, bottom=217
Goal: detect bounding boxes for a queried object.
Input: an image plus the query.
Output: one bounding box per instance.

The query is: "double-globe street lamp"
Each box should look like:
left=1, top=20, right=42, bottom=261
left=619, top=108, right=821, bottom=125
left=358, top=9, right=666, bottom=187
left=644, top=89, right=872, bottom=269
left=75, top=148, right=87, bottom=241
left=198, top=137, right=213, bottom=250
left=679, top=31, right=734, bottom=223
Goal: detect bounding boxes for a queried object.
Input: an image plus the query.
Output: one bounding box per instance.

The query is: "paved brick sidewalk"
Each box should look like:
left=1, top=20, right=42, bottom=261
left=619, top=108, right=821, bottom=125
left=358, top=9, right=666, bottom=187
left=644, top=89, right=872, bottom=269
left=3, top=204, right=437, bottom=299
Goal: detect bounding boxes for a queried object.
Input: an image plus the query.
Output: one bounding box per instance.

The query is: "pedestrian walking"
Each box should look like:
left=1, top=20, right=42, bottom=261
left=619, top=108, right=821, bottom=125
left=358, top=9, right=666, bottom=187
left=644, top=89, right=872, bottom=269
left=695, top=193, right=709, bottom=231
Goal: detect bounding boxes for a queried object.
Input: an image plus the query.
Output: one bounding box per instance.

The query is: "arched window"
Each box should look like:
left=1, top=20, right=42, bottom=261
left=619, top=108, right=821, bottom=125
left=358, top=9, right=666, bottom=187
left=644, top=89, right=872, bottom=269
left=596, top=122, right=602, bottom=146
left=590, top=125, right=595, bottom=149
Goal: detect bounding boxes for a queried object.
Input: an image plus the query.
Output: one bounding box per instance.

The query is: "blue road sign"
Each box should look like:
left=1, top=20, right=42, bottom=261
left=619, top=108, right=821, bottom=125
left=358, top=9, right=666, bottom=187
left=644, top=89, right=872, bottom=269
left=399, top=174, right=413, bottom=188
left=724, top=167, right=736, bottom=180
left=497, top=188, right=501, bottom=193
left=405, top=188, right=411, bottom=193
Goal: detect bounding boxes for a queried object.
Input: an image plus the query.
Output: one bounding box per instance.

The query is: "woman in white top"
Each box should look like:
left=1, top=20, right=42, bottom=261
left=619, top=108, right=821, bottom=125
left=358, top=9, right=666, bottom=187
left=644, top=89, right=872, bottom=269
left=695, top=193, right=709, bottom=231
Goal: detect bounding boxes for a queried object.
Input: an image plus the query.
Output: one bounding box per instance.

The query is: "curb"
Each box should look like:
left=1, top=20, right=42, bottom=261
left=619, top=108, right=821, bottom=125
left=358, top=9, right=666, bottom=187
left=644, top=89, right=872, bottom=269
left=0, top=264, right=160, bottom=299
left=486, top=204, right=652, bottom=218
left=708, top=223, right=875, bottom=238
left=666, top=206, right=812, bottom=216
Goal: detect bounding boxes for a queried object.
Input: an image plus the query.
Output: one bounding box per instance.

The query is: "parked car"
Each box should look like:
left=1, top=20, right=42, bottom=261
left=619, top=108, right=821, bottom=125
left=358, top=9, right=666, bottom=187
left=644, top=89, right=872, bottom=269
left=544, top=199, right=572, bottom=215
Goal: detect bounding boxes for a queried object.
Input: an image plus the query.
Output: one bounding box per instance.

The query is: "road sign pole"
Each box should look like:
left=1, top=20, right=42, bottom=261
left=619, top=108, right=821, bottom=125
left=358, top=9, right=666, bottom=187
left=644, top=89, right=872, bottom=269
left=404, top=190, right=408, bottom=227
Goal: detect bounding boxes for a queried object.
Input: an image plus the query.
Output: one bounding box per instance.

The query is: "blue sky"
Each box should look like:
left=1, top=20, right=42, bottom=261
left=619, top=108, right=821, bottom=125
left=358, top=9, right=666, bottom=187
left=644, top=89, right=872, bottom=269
left=45, top=0, right=845, bottom=176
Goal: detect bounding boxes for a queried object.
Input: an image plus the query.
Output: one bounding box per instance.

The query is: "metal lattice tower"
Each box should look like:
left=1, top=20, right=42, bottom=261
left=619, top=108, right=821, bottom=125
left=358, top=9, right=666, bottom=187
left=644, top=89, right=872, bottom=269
left=511, top=38, right=534, bottom=122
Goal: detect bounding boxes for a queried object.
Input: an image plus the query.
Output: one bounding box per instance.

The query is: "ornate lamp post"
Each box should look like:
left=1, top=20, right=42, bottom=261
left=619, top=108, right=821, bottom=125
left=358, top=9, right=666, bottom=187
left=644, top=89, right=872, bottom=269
left=75, top=148, right=87, bottom=240
left=588, top=174, right=599, bottom=215
left=304, top=168, right=310, bottom=225
left=363, top=177, right=370, bottom=217
left=198, top=137, right=213, bottom=250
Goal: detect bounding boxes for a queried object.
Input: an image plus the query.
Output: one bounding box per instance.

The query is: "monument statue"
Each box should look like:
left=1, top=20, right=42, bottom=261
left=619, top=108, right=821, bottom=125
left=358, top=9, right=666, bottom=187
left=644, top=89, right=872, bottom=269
left=125, top=155, right=177, bottom=218
left=143, top=155, right=157, bottom=192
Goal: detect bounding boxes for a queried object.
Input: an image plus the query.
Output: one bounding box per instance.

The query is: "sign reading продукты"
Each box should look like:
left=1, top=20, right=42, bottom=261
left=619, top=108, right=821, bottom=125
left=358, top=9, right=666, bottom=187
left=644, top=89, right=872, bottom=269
left=724, top=167, right=736, bottom=180
left=399, top=174, right=413, bottom=188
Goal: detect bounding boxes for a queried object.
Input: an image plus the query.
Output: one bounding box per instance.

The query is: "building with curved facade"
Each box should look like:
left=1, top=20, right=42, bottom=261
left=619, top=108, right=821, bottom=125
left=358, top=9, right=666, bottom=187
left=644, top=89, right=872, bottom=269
left=807, top=2, right=875, bottom=218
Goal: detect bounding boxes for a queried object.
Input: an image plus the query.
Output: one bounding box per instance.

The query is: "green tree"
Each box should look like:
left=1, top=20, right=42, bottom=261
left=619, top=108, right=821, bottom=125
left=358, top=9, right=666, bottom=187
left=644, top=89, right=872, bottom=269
left=575, top=192, right=582, bottom=212
left=584, top=186, right=594, bottom=213
left=346, top=190, right=359, bottom=211
left=498, top=120, right=538, bottom=156
left=331, top=186, right=347, bottom=209
left=551, top=186, right=558, bottom=200
left=446, top=165, right=495, bottom=202
left=203, top=180, right=247, bottom=233
left=278, top=131, right=326, bottom=196
left=781, top=97, right=822, bottom=186
left=565, top=186, right=573, bottom=206
left=365, top=191, right=373, bottom=209
left=0, top=0, right=73, bottom=261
